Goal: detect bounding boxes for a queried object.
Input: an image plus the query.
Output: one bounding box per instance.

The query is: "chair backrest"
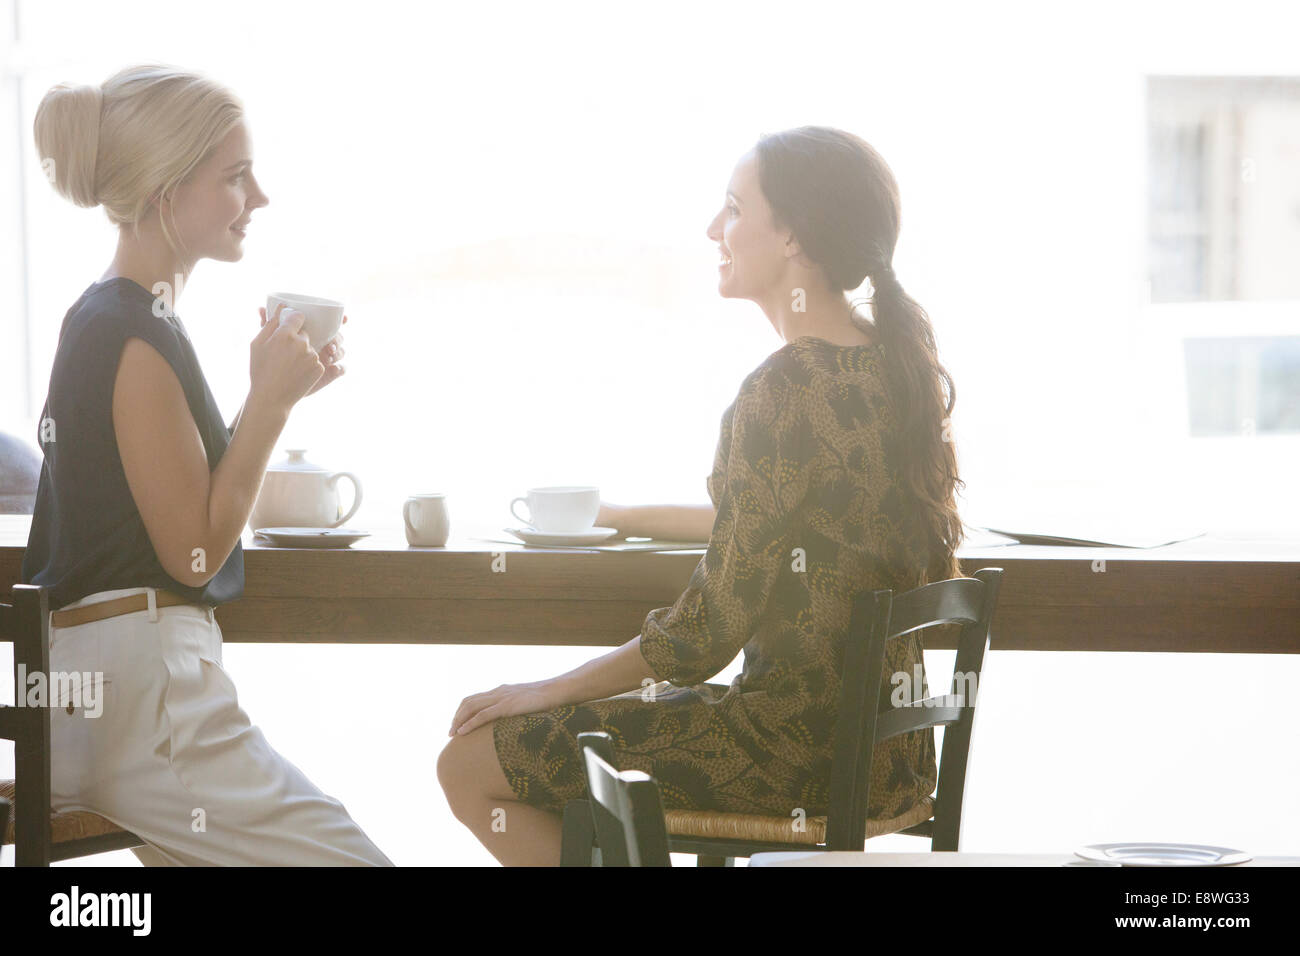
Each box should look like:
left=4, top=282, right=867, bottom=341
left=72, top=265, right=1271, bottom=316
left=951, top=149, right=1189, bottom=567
left=826, top=567, right=1003, bottom=851
left=577, top=732, right=671, bottom=867
left=0, top=583, right=55, bottom=865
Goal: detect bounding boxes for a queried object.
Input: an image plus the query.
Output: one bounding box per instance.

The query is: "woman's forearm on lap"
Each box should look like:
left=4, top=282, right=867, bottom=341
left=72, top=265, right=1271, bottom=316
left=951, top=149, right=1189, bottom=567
left=551, top=637, right=658, bottom=704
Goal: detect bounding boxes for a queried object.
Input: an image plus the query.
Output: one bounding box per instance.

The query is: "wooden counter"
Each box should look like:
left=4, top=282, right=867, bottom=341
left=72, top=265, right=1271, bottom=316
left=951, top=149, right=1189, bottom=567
left=2, top=516, right=1297, bottom=653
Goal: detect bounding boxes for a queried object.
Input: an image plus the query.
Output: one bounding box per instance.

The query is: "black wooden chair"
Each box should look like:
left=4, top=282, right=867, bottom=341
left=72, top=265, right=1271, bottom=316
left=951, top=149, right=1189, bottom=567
left=577, top=731, right=671, bottom=867
left=561, top=567, right=1003, bottom=866
left=0, top=583, right=146, bottom=865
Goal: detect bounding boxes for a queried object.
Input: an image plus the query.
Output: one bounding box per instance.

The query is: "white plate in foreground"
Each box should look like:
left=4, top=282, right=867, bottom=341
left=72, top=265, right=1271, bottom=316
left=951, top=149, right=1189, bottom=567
left=1075, top=843, right=1251, bottom=866
left=505, top=526, right=619, bottom=547
left=254, top=527, right=371, bottom=548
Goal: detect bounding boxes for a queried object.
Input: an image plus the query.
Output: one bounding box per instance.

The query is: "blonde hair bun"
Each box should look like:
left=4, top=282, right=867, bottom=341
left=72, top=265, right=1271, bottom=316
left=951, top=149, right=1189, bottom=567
left=33, top=82, right=104, bottom=208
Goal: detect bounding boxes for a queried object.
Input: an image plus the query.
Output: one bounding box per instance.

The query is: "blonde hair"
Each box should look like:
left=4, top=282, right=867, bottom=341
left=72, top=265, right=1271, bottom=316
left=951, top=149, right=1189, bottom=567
left=33, top=63, right=244, bottom=253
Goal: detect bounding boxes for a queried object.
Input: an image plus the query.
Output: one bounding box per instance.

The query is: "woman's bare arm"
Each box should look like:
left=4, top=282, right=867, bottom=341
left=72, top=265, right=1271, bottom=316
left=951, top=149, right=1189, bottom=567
left=598, top=502, right=716, bottom=541
left=113, top=313, right=323, bottom=588
left=113, top=340, right=286, bottom=587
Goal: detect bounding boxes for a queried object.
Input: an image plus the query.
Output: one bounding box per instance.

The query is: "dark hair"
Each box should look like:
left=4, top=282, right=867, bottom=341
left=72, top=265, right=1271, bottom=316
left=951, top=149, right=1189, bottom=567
left=754, top=126, right=965, bottom=586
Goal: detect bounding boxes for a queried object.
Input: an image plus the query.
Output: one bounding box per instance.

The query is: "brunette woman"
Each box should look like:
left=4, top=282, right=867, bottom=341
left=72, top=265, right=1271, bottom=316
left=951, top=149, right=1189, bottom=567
left=439, top=126, right=964, bottom=866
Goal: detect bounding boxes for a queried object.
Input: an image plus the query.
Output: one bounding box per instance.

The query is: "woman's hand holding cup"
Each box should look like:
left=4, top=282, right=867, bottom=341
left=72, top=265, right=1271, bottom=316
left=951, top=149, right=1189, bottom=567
left=258, top=304, right=347, bottom=397
left=310, top=319, right=346, bottom=395
left=249, top=305, right=325, bottom=414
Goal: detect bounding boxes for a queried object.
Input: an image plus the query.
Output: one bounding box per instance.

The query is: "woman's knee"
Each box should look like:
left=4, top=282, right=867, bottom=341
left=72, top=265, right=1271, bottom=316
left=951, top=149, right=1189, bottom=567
left=436, top=735, right=469, bottom=806
left=437, top=724, right=504, bottom=815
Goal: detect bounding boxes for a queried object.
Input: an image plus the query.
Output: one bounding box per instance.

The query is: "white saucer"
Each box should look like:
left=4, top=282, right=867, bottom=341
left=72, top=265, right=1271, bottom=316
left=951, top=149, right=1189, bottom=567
left=505, top=526, right=619, bottom=547
left=254, top=527, right=371, bottom=548
left=1074, top=843, right=1252, bottom=866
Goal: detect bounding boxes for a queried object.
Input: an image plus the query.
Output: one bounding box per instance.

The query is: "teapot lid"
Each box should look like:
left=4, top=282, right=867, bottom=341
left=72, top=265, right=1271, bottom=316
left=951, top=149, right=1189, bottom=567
left=269, top=448, right=326, bottom=472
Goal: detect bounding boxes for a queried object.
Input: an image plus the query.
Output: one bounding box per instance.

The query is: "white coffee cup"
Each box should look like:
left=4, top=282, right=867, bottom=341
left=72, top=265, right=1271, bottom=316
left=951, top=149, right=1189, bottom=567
left=404, top=494, right=450, bottom=547
left=267, top=292, right=345, bottom=351
left=510, top=486, right=600, bottom=532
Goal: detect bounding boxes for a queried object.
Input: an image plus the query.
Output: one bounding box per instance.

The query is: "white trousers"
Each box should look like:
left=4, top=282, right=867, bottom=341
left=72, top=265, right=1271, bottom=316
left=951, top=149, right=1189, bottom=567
left=48, top=587, right=393, bottom=866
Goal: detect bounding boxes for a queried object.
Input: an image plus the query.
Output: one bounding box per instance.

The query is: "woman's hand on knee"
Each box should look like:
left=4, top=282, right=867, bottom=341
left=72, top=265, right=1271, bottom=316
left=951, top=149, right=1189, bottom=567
left=449, top=680, right=565, bottom=737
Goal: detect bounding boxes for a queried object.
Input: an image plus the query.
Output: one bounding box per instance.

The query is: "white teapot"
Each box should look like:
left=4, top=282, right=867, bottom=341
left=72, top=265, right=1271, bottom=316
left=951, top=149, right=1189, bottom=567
left=250, top=449, right=363, bottom=530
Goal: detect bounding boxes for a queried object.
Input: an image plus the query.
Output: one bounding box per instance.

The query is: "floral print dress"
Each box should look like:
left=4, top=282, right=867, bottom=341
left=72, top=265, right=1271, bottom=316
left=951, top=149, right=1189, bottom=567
left=492, top=336, right=939, bottom=822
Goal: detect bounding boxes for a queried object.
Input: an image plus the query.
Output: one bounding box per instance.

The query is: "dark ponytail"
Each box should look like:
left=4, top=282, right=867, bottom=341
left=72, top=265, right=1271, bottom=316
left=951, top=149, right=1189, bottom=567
left=755, top=126, right=965, bottom=586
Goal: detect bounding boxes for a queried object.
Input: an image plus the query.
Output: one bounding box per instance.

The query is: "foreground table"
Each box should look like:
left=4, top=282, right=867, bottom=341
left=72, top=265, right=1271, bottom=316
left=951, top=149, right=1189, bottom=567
left=748, top=851, right=1300, bottom=866
left=1, top=516, right=1296, bottom=652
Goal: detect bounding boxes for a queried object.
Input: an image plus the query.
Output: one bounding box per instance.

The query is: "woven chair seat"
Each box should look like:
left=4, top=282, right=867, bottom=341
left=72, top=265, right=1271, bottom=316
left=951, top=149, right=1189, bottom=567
left=663, top=794, right=934, bottom=846
left=0, top=778, right=132, bottom=846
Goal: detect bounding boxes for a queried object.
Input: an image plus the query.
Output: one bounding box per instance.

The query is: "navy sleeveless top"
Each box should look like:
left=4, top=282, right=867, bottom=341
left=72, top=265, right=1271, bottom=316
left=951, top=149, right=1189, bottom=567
left=22, top=277, right=244, bottom=609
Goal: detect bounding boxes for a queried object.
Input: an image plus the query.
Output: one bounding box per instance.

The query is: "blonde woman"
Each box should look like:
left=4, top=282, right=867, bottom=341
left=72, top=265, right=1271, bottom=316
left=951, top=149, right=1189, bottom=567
left=23, top=64, right=392, bottom=866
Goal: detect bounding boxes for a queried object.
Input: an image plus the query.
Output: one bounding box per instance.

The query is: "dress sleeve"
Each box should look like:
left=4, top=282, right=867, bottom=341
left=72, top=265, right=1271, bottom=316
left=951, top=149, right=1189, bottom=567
left=640, top=361, right=820, bottom=685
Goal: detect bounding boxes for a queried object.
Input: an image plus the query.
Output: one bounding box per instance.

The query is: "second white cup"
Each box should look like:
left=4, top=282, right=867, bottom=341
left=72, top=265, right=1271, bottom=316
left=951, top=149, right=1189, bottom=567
left=510, top=486, right=600, bottom=532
